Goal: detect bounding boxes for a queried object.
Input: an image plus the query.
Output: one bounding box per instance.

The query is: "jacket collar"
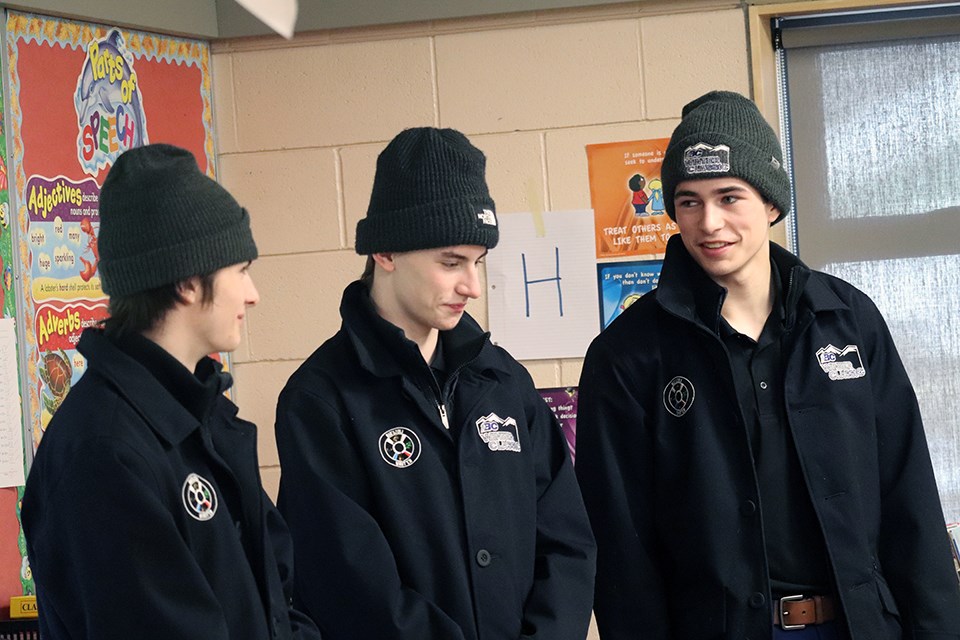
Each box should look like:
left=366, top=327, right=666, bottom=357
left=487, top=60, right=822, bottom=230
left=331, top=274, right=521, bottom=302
left=338, top=280, right=510, bottom=381
left=656, top=234, right=848, bottom=332
left=77, top=329, right=233, bottom=445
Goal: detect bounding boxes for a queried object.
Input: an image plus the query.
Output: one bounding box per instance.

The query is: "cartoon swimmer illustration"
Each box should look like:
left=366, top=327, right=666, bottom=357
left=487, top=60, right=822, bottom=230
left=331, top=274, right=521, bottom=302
left=620, top=293, right=643, bottom=310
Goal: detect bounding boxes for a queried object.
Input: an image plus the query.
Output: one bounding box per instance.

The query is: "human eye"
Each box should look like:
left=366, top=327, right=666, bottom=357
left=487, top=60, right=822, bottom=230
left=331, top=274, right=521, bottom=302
left=721, top=194, right=740, bottom=205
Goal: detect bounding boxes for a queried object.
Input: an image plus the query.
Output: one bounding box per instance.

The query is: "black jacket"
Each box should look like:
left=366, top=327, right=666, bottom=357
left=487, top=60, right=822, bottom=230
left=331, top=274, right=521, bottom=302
left=276, top=281, right=596, bottom=640
left=22, top=329, right=320, bottom=640
left=576, top=236, right=960, bottom=640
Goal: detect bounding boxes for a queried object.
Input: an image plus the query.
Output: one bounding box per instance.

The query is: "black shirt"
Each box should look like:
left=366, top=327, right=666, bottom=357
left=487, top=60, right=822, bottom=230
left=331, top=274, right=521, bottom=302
left=720, top=262, right=833, bottom=596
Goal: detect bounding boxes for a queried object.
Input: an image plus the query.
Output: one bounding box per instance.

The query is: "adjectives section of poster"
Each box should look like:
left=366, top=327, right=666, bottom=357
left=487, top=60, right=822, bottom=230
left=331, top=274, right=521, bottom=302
left=7, top=11, right=214, bottom=452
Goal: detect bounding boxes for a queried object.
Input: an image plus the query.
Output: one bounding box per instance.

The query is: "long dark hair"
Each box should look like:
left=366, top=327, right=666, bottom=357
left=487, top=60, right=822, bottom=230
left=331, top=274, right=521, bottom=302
left=102, top=272, right=216, bottom=338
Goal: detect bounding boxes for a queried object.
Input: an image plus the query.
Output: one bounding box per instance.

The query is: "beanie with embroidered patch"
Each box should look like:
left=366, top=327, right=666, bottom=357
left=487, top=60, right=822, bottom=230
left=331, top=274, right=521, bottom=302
left=98, top=143, right=258, bottom=297
left=661, top=90, right=791, bottom=224
left=355, top=127, right=498, bottom=254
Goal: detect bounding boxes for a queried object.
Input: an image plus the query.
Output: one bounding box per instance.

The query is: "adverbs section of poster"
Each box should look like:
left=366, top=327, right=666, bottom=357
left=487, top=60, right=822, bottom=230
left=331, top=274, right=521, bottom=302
left=598, top=260, right=662, bottom=330
left=587, top=138, right=677, bottom=259
left=486, top=211, right=599, bottom=361
left=6, top=11, right=215, bottom=458
left=538, top=387, right=578, bottom=464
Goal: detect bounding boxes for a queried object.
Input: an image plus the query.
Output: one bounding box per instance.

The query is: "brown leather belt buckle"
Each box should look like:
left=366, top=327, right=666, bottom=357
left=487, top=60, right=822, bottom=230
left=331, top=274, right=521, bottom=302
left=778, top=594, right=807, bottom=631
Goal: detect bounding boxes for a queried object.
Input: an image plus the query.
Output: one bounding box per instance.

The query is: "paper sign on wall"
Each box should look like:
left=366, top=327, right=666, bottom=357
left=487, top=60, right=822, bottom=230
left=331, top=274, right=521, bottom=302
left=0, top=320, right=24, bottom=488
left=487, top=210, right=599, bottom=361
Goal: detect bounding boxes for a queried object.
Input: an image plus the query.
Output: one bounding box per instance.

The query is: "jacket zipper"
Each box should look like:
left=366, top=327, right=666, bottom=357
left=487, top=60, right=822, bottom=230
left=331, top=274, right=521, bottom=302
left=438, top=402, right=450, bottom=429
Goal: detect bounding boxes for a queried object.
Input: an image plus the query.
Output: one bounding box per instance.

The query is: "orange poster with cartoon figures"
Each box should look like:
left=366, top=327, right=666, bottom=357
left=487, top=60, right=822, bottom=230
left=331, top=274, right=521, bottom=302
left=586, top=138, right=678, bottom=258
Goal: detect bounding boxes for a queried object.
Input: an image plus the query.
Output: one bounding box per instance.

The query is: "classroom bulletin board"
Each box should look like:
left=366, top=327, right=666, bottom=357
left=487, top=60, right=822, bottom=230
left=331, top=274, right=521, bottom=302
left=0, top=10, right=215, bottom=607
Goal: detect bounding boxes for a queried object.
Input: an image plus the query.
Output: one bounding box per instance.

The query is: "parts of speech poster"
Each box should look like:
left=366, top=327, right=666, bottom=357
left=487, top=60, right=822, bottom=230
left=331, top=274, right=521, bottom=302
left=586, top=138, right=678, bottom=259
left=4, top=11, right=214, bottom=600
left=6, top=11, right=214, bottom=453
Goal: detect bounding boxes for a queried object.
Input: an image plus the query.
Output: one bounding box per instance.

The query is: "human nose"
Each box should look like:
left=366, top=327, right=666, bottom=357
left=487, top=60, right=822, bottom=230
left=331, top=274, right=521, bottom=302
left=458, top=265, right=482, bottom=299
left=700, top=202, right=725, bottom=234
left=245, top=276, right=260, bottom=307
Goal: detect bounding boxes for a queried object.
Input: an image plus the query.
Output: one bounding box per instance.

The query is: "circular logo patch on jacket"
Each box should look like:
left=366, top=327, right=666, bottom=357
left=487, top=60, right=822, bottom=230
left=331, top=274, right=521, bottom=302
left=662, top=376, right=695, bottom=418
left=379, top=427, right=421, bottom=468
left=182, top=473, right=218, bottom=521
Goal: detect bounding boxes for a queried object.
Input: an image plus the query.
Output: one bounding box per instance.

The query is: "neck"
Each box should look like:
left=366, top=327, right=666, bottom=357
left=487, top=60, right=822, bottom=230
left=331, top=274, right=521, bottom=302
left=142, top=319, right=203, bottom=373
left=415, top=330, right=439, bottom=365
left=369, top=282, right=439, bottom=365
left=718, top=261, right=774, bottom=341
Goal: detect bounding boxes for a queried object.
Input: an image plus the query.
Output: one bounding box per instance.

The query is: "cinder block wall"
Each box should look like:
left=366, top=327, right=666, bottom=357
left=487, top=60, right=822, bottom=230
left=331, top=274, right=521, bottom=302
left=214, top=3, right=750, bottom=636
left=213, top=0, right=749, bottom=501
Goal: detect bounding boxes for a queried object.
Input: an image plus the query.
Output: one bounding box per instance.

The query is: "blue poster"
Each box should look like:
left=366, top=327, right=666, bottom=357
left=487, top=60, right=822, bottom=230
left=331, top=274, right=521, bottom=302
left=597, top=260, right=662, bottom=330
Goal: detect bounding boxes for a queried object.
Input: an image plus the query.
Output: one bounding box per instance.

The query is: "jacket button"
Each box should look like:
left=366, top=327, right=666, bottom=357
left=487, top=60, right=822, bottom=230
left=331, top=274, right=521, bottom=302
left=476, top=549, right=492, bottom=567
left=748, top=592, right=766, bottom=609
left=740, top=500, right=757, bottom=516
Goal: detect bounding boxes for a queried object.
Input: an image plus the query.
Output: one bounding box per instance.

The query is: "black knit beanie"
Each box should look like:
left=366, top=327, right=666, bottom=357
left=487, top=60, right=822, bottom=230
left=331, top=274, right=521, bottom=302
left=98, top=144, right=258, bottom=297
left=355, top=127, right=498, bottom=254
left=662, top=90, right=791, bottom=224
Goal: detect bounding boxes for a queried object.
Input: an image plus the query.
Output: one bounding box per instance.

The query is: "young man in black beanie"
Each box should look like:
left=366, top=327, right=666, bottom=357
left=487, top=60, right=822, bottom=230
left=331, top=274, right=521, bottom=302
left=576, top=90, right=960, bottom=640
left=275, top=127, right=596, bottom=640
left=21, top=144, right=320, bottom=640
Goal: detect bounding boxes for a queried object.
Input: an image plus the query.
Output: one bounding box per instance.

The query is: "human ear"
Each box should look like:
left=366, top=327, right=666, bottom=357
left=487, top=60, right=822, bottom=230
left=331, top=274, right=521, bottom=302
left=175, top=276, right=202, bottom=305
left=767, top=203, right=780, bottom=225
left=371, top=252, right=397, bottom=273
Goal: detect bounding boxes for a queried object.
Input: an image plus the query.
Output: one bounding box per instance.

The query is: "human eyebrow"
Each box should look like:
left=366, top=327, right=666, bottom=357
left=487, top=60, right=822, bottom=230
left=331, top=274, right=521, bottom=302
left=713, top=185, right=750, bottom=196
left=439, top=251, right=467, bottom=261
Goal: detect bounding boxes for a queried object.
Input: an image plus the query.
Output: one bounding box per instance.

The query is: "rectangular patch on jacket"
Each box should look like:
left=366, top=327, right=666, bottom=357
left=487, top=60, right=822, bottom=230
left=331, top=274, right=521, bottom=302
left=476, top=413, right=521, bottom=452
left=816, top=344, right=866, bottom=380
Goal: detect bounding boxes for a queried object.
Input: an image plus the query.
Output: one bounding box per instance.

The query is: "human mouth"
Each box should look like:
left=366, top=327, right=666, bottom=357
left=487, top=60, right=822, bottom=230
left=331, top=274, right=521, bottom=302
left=446, top=303, right=466, bottom=313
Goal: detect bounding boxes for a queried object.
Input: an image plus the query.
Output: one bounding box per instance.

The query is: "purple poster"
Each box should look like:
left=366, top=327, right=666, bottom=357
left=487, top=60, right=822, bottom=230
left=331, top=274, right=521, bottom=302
left=538, top=387, right=578, bottom=464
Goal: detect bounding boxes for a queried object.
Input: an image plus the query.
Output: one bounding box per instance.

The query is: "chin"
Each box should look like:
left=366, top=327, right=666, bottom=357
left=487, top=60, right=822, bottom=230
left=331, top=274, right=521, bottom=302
left=217, top=338, right=242, bottom=354
left=437, top=317, right=461, bottom=331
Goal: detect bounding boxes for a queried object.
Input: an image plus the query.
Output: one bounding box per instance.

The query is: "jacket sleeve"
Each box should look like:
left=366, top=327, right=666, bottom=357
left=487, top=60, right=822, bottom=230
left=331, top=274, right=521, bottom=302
left=262, top=493, right=323, bottom=640
left=517, top=372, right=597, bottom=640
left=864, top=298, right=960, bottom=636
left=275, top=382, right=467, bottom=640
left=575, top=338, right=672, bottom=640
left=27, top=437, right=234, bottom=640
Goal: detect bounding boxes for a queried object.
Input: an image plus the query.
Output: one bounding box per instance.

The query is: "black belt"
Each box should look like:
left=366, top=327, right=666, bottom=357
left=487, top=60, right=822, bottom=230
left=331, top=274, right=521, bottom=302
left=773, top=594, right=837, bottom=630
